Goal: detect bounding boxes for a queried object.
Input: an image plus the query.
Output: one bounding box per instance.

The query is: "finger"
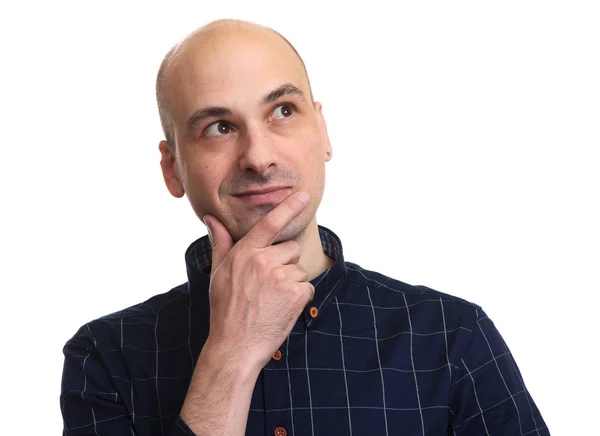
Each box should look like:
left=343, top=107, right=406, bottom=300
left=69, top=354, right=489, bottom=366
left=288, top=263, right=309, bottom=282
left=242, top=191, right=310, bottom=248
left=273, top=263, right=309, bottom=284
left=203, top=214, right=234, bottom=272
left=301, top=282, right=316, bottom=303
left=264, top=240, right=302, bottom=265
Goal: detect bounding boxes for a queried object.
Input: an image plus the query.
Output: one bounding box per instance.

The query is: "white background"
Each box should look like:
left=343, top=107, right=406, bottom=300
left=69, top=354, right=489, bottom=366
left=1, top=1, right=598, bottom=434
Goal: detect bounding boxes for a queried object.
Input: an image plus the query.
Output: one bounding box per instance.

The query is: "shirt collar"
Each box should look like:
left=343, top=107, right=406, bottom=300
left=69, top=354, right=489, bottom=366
left=185, top=225, right=347, bottom=328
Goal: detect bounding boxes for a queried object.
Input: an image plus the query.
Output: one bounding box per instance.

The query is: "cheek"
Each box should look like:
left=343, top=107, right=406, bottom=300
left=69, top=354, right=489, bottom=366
left=293, top=127, right=324, bottom=161
left=184, top=160, right=223, bottom=199
left=296, top=145, right=326, bottom=194
left=306, top=138, right=327, bottom=173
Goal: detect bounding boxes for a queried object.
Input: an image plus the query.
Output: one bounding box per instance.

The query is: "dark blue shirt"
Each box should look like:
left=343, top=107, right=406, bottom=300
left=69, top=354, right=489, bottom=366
left=61, top=226, right=549, bottom=435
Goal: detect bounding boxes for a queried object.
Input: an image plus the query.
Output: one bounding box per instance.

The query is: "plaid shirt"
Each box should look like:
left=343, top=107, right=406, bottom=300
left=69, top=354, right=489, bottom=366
left=61, top=226, right=549, bottom=435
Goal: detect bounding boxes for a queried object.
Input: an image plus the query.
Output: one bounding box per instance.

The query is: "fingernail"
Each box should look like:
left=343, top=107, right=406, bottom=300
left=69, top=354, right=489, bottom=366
left=297, top=191, right=309, bottom=204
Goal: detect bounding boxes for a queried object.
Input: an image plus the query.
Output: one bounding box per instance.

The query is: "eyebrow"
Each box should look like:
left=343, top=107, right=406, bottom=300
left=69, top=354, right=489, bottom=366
left=186, top=106, right=232, bottom=131
left=261, top=83, right=307, bottom=105
left=186, top=83, right=307, bottom=131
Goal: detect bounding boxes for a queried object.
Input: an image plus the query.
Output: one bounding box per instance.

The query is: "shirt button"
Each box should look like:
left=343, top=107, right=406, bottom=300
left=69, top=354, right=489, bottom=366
left=274, top=427, right=287, bottom=436
left=309, top=306, right=319, bottom=318
left=272, top=350, right=282, bottom=361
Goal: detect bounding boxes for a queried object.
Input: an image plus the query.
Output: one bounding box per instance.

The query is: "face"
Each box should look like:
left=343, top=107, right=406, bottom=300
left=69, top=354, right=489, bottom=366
left=159, top=26, right=332, bottom=243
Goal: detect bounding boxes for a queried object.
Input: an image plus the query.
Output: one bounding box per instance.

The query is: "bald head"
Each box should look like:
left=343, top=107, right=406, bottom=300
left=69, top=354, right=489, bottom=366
left=155, top=19, right=313, bottom=150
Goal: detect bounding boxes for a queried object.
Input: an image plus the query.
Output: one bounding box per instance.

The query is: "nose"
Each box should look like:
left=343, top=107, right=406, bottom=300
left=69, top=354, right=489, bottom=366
left=237, top=121, right=277, bottom=177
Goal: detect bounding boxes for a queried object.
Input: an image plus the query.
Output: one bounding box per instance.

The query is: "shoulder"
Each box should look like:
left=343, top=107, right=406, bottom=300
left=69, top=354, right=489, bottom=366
left=343, top=261, right=481, bottom=325
left=64, top=283, right=190, bottom=350
left=97, top=281, right=191, bottom=321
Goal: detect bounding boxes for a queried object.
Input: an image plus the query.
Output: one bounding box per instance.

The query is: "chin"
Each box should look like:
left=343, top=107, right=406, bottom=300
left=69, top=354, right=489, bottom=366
left=273, top=219, right=310, bottom=244
left=231, top=213, right=311, bottom=245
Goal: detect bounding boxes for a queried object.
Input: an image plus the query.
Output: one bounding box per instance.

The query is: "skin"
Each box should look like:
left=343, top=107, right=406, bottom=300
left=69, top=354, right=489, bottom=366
left=159, top=19, right=333, bottom=280
left=182, top=193, right=315, bottom=435
left=156, top=19, right=335, bottom=434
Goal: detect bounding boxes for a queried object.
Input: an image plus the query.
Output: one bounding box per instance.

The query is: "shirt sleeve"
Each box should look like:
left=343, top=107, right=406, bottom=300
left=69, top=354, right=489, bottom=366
left=449, top=309, right=550, bottom=435
left=60, top=326, right=196, bottom=436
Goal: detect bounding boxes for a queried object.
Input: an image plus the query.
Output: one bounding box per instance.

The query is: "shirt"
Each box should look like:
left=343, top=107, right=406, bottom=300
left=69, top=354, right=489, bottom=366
left=61, top=226, right=549, bottom=435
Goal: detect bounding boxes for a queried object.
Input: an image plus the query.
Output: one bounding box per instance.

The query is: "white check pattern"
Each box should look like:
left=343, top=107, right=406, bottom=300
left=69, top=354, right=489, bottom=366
left=61, top=226, right=549, bottom=435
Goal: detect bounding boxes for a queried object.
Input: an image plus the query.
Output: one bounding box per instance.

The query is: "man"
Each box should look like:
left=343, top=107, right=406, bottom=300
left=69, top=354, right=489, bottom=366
left=61, top=19, right=549, bottom=435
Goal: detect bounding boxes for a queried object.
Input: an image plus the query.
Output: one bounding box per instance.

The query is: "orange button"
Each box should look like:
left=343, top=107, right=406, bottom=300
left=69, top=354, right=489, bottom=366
left=272, top=350, right=282, bottom=361
left=309, top=306, right=319, bottom=318
left=274, top=427, right=287, bottom=436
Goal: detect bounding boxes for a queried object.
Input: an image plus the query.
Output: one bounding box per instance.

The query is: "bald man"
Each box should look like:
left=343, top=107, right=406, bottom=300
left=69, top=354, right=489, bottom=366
left=61, top=20, right=549, bottom=436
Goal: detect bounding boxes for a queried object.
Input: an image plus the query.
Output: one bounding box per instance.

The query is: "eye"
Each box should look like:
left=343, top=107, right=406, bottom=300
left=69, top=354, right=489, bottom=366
left=271, top=104, right=295, bottom=120
left=204, top=121, right=234, bottom=137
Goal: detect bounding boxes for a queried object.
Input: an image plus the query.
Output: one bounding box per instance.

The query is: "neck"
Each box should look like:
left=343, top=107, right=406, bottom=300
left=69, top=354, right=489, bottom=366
left=297, top=218, right=334, bottom=281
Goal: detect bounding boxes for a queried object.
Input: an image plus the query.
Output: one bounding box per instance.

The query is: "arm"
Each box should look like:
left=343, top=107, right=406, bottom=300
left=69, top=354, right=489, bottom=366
left=60, top=329, right=194, bottom=436
left=449, top=309, right=550, bottom=435
left=61, top=192, right=313, bottom=435
left=178, top=340, right=259, bottom=436
left=178, top=192, right=314, bottom=435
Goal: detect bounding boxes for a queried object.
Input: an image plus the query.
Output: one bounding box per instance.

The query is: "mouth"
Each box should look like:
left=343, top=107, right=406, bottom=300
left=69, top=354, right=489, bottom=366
left=232, top=186, right=294, bottom=206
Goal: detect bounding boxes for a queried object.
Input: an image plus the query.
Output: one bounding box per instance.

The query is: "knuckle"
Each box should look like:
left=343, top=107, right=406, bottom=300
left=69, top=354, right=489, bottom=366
left=254, top=252, right=269, bottom=269
left=272, top=267, right=287, bottom=283
left=294, top=263, right=308, bottom=279
left=287, top=240, right=301, bottom=252
left=307, top=284, right=315, bottom=300
left=286, top=242, right=302, bottom=264
left=261, top=214, right=280, bottom=233
left=293, top=282, right=313, bottom=302
left=282, top=199, right=297, bottom=212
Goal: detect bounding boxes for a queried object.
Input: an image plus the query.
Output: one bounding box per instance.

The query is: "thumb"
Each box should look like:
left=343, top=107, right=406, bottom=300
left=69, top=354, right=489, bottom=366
left=202, top=214, right=233, bottom=271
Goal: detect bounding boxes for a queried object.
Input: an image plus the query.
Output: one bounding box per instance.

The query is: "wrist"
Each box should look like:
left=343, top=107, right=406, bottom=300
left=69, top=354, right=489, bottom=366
left=201, top=335, right=268, bottom=377
left=199, top=338, right=263, bottom=381
left=180, top=340, right=260, bottom=433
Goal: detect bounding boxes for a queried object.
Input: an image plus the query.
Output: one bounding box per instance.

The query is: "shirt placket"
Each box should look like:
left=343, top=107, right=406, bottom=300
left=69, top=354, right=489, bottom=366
left=263, top=338, right=293, bottom=436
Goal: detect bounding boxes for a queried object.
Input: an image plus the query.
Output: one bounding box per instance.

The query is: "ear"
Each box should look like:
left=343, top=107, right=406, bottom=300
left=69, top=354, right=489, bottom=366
left=314, top=101, right=333, bottom=162
left=159, top=140, right=185, bottom=198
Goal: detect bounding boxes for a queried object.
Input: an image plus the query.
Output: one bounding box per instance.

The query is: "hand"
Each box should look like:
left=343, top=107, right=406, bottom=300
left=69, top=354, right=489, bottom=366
left=202, top=191, right=315, bottom=371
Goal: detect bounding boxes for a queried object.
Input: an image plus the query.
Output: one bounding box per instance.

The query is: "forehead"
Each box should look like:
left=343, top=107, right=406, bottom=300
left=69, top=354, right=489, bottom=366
left=164, top=27, right=309, bottom=122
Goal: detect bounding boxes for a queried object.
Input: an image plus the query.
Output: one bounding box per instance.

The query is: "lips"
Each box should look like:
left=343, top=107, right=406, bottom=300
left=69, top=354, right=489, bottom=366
left=234, top=186, right=291, bottom=196
left=232, top=186, right=293, bottom=206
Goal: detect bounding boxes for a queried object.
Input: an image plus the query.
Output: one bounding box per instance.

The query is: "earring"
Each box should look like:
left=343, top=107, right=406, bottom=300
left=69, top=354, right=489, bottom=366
left=326, top=152, right=331, bottom=156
